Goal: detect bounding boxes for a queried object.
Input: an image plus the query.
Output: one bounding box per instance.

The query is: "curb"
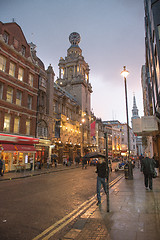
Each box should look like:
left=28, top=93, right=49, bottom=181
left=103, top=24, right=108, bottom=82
left=0, top=165, right=78, bottom=181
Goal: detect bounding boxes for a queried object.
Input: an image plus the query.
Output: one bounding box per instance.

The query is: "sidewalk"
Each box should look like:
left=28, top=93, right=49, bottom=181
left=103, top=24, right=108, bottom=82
left=62, top=168, right=160, bottom=240
left=0, top=164, right=78, bottom=181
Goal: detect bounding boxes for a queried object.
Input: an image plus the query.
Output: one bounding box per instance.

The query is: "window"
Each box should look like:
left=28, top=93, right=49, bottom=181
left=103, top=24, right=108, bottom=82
left=3, top=32, right=9, bottom=44
left=16, top=90, right=22, bottom=105
left=18, top=67, right=24, bottom=81
left=14, top=117, right=20, bottom=133
left=29, top=73, right=33, bottom=87
left=0, top=55, right=6, bottom=72
left=6, top=86, right=13, bottom=103
left=26, top=119, right=30, bottom=135
left=21, top=45, right=26, bottom=57
left=39, top=77, right=46, bottom=88
left=37, top=121, right=48, bottom=138
left=3, top=114, right=10, bottom=132
left=0, top=82, right=3, bottom=99
left=28, top=95, right=32, bottom=109
left=9, top=62, right=16, bottom=77
left=13, top=38, right=19, bottom=49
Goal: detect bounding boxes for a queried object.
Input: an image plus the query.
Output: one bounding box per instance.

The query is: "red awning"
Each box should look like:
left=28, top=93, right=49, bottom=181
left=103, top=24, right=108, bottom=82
left=0, top=133, right=39, bottom=144
left=15, top=145, right=36, bottom=152
left=0, top=144, right=17, bottom=151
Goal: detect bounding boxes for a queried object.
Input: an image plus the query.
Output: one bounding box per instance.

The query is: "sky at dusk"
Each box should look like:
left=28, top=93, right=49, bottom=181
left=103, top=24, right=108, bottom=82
left=0, top=0, right=145, bottom=125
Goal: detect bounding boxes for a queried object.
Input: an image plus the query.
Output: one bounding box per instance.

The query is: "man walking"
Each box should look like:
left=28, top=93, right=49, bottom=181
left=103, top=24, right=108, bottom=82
left=142, top=153, right=156, bottom=190
left=96, top=157, right=107, bottom=205
left=0, top=158, right=3, bottom=176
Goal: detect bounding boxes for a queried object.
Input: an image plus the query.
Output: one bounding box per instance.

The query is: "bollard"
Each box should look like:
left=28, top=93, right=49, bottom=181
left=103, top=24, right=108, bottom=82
left=124, top=163, right=129, bottom=179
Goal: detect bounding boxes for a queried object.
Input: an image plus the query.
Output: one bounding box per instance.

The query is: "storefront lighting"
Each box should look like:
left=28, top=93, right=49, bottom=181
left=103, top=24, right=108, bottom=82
left=67, top=117, right=69, bottom=120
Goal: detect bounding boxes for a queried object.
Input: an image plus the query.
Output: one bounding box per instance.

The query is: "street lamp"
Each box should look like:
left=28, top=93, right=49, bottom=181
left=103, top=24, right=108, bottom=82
left=81, top=118, right=85, bottom=156
left=121, top=66, right=133, bottom=180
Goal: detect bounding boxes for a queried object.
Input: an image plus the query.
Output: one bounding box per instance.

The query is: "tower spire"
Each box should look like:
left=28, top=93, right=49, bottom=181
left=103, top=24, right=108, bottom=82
left=132, top=94, right=139, bottom=119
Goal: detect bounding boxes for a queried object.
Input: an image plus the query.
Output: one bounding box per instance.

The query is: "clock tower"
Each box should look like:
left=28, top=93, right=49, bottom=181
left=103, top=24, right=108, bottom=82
left=56, top=32, right=92, bottom=116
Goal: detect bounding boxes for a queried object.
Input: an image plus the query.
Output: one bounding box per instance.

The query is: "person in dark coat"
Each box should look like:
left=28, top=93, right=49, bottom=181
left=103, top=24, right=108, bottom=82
left=96, top=157, right=107, bottom=205
left=139, top=154, right=144, bottom=172
left=82, top=157, right=87, bottom=169
left=142, top=153, right=156, bottom=190
left=0, top=158, right=3, bottom=176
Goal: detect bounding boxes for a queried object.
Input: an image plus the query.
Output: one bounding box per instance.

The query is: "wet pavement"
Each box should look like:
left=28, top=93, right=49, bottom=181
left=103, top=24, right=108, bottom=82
left=61, top=168, right=160, bottom=240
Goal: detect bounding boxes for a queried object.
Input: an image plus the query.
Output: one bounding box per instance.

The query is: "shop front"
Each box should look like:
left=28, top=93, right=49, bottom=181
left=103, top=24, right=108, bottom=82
left=0, top=134, right=39, bottom=172
left=35, top=139, right=51, bottom=167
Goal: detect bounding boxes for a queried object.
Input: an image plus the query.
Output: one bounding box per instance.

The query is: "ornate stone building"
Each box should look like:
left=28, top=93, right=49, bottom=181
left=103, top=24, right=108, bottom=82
left=56, top=32, right=92, bottom=156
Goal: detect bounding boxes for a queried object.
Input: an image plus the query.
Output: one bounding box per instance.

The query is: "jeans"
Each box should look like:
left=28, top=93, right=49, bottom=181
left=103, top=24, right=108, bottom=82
left=97, top=176, right=106, bottom=203
left=144, top=174, right=152, bottom=189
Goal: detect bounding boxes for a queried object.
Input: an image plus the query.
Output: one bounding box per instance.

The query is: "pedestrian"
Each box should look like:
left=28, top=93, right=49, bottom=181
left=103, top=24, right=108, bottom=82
left=82, top=157, right=87, bottom=169
left=54, top=158, right=57, bottom=167
left=139, top=154, right=144, bottom=172
left=96, top=157, right=107, bottom=205
left=69, top=156, right=72, bottom=166
left=47, top=156, right=50, bottom=169
left=30, top=157, right=33, bottom=171
left=153, top=154, right=159, bottom=177
left=0, top=158, right=3, bottom=176
left=2, top=158, right=5, bottom=175
left=142, top=153, right=156, bottom=190
left=75, top=155, right=80, bottom=166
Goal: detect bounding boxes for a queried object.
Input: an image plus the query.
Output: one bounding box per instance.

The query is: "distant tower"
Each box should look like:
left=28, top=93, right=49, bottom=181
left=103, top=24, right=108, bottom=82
left=132, top=94, right=139, bottom=121
left=131, top=94, right=143, bottom=155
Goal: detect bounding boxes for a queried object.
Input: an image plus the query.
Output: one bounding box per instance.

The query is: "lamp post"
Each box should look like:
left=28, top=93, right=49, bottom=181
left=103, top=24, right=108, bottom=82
left=104, top=131, right=109, bottom=212
left=81, top=118, right=85, bottom=157
left=121, top=66, right=133, bottom=180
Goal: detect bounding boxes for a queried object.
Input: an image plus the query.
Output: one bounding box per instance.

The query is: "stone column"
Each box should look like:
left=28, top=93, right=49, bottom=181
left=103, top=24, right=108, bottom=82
left=59, top=67, right=61, bottom=79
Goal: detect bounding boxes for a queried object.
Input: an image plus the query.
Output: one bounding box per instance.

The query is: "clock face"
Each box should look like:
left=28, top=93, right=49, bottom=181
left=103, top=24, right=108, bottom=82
left=69, top=32, right=81, bottom=45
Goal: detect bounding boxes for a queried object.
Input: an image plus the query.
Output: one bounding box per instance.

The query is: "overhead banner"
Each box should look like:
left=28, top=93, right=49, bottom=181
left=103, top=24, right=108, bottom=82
left=90, top=121, right=96, bottom=137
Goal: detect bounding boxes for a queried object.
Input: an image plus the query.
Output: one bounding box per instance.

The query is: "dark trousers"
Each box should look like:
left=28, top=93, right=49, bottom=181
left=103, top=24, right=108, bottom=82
left=144, top=174, right=152, bottom=189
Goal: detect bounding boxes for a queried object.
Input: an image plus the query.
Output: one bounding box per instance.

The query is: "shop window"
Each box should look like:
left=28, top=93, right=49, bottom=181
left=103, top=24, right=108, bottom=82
left=3, top=114, right=11, bottom=132
left=0, top=55, right=6, bottom=72
left=28, top=95, right=32, bottom=109
left=29, top=73, right=34, bottom=87
left=9, top=62, right=16, bottom=77
left=16, top=90, right=22, bottom=105
left=14, top=117, right=20, bottom=133
left=6, top=86, right=13, bottom=103
left=26, top=119, right=30, bottom=135
left=0, top=82, right=3, bottom=99
left=18, top=67, right=24, bottom=81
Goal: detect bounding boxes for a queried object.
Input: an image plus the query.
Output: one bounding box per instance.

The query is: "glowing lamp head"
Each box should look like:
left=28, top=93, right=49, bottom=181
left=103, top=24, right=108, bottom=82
left=121, top=66, right=129, bottom=78
left=82, top=118, right=85, bottom=123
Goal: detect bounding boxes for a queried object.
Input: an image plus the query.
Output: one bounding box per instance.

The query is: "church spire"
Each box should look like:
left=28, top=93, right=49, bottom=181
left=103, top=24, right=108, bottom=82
left=132, top=94, right=139, bottom=119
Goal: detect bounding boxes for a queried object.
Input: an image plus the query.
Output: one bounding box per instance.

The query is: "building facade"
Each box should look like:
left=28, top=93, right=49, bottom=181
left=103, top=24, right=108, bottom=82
left=142, top=0, right=160, bottom=158
left=0, top=21, right=39, bottom=171
left=56, top=32, right=92, bottom=156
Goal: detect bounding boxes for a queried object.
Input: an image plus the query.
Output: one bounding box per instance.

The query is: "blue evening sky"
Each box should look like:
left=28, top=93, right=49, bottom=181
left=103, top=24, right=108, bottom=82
left=0, top=0, right=145, bottom=125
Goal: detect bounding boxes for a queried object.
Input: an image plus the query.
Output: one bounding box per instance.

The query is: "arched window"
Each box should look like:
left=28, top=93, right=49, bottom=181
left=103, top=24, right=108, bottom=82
left=37, top=120, right=48, bottom=138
